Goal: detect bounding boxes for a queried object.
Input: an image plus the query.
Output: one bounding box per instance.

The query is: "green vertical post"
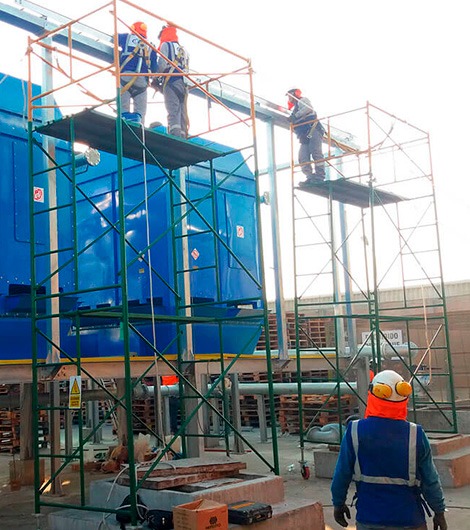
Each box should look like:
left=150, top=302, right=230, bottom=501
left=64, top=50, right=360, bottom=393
left=28, top=119, right=41, bottom=515
left=114, top=86, right=139, bottom=526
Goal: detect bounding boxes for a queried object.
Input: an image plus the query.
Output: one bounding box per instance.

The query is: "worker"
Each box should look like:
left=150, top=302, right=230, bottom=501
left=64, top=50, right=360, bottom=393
left=331, top=369, right=447, bottom=530
left=117, top=21, right=157, bottom=125
left=156, top=25, right=189, bottom=138
left=287, top=88, right=325, bottom=185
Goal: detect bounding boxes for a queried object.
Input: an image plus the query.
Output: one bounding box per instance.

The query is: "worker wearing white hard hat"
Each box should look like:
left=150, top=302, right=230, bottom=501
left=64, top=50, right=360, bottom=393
left=331, top=369, right=447, bottom=530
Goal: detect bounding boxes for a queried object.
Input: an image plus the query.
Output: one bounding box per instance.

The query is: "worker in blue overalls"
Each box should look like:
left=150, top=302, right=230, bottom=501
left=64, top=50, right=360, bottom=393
left=331, top=369, right=447, bottom=530
left=118, top=21, right=157, bottom=125
left=287, top=88, right=326, bottom=185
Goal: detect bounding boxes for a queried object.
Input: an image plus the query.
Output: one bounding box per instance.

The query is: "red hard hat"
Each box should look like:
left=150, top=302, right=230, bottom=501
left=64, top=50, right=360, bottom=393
left=286, top=88, right=302, bottom=99
left=131, top=21, right=147, bottom=39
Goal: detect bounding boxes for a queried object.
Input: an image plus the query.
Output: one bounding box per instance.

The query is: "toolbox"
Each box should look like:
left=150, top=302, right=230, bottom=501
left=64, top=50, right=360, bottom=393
left=227, top=500, right=273, bottom=525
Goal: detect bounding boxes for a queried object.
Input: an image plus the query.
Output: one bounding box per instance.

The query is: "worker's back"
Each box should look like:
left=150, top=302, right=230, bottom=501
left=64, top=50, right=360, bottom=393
left=352, top=417, right=425, bottom=527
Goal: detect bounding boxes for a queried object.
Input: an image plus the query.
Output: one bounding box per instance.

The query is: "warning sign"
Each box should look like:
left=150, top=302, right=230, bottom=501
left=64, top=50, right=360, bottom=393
left=236, top=225, right=245, bottom=238
left=68, top=375, right=82, bottom=409
left=33, top=186, right=44, bottom=203
left=191, top=248, right=200, bottom=260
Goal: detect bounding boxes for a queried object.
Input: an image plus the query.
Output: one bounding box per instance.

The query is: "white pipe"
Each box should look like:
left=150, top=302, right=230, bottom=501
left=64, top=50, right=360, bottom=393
left=146, top=381, right=356, bottom=397
left=345, top=342, right=418, bottom=358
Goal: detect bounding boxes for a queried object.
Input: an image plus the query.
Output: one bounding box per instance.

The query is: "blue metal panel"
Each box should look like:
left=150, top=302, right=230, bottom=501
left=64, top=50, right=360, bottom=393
left=0, top=73, right=263, bottom=361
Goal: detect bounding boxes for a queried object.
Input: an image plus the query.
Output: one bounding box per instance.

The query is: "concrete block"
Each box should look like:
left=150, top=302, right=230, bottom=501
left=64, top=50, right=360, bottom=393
left=89, top=473, right=285, bottom=513
left=49, top=509, right=122, bottom=530
left=229, top=499, right=325, bottom=530
left=434, top=446, right=470, bottom=488
left=313, top=448, right=339, bottom=479
left=48, top=499, right=325, bottom=530
left=414, top=409, right=470, bottom=434
left=429, top=434, right=470, bottom=456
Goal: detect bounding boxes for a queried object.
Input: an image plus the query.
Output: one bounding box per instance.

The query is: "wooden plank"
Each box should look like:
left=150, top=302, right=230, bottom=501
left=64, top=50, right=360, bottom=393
left=131, top=456, right=246, bottom=478
left=118, top=469, right=243, bottom=490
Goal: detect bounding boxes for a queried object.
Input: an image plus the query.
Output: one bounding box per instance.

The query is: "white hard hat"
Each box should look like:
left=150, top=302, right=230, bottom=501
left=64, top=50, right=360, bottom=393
left=370, top=370, right=412, bottom=402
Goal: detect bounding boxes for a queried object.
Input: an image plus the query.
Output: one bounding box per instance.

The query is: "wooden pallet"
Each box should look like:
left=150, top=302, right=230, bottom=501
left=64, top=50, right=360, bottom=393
left=117, top=456, right=246, bottom=489
left=278, top=394, right=357, bottom=434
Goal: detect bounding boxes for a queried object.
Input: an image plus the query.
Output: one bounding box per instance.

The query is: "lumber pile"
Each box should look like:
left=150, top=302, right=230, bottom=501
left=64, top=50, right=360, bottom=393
left=117, top=456, right=247, bottom=490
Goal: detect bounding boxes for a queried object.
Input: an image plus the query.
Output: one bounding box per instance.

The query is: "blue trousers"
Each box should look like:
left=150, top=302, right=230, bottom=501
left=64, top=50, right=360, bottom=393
left=356, top=523, right=427, bottom=530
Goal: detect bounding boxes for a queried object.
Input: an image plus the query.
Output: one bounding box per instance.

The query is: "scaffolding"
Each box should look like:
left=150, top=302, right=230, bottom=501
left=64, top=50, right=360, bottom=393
left=16, top=0, right=458, bottom=522
left=26, top=0, right=279, bottom=524
left=289, top=102, right=457, bottom=466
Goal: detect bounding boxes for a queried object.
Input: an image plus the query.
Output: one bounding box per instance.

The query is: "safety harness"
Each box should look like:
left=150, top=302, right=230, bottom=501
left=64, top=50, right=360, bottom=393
left=351, top=420, right=420, bottom=487
left=160, top=42, right=188, bottom=90
left=120, top=34, right=152, bottom=96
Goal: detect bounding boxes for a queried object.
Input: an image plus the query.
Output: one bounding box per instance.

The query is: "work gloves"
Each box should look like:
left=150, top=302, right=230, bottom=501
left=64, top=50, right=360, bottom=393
left=433, top=512, right=448, bottom=530
left=333, top=504, right=351, bottom=527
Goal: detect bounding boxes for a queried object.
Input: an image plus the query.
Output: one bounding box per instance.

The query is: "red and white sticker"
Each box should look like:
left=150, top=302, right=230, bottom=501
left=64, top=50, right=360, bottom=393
left=236, top=225, right=245, bottom=238
left=33, top=186, right=44, bottom=203
left=191, top=248, right=200, bottom=260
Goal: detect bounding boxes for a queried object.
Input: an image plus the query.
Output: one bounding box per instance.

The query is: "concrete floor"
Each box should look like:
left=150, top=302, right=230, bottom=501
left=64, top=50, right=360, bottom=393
left=0, top=429, right=469, bottom=529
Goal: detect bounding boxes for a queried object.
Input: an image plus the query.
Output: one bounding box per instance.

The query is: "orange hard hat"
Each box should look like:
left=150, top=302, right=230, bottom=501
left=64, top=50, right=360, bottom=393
left=131, top=21, right=147, bottom=39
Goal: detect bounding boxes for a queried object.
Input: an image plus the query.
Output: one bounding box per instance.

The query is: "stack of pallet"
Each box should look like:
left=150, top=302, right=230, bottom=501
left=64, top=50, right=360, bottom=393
left=255, top=313, right=279, bottom=350
left=296, top=316, right=328, bottom=349
left=256, top=312, right=329, bottom=351
left=238, top=371, right=283, bottom=428
left=132, top=398, right=156, bottom=434
left=0, top=384, right=20, bottom=453
left=0, top=409, right=20, bottom=452
left=279, top=394, right=357, bottom=434
left=280, top=369, right=329, bottom=384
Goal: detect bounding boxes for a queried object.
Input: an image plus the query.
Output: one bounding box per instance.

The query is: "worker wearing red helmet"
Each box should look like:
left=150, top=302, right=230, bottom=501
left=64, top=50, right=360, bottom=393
left=156, top=25, right=189, bottom=138
left=287, top=87, right=326, bottom=185
left=331, top=370, right=447, bottom=529
left=117, top=21, right=157, bottom=124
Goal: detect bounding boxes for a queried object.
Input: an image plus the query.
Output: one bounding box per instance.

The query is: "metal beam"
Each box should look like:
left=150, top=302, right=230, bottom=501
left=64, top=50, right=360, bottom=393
left=0, top=2, right=291, bottom=127
left=0, top=2, right=113, bottom=62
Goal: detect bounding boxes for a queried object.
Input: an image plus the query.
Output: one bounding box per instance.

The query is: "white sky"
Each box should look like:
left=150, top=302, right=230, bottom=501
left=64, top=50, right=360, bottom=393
left=1, top=0, right=469, bottom=293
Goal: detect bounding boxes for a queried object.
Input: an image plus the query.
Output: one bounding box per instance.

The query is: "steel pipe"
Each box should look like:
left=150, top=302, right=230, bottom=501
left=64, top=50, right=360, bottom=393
left=145, top=381, right=357, bottom=397
left=0, top=381, right=357, bottom=408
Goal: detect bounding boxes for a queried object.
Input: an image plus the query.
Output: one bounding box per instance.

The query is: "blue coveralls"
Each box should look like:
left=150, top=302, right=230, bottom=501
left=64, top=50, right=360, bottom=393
left=118, top=33, right=157, bottom=123
left=290, top=96, right=325, bottom=179
left=331, top=417, right=445, bottom=529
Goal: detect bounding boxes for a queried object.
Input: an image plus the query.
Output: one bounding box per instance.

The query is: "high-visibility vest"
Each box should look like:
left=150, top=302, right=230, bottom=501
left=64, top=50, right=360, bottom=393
left=351, top=419, right=420, bottom=487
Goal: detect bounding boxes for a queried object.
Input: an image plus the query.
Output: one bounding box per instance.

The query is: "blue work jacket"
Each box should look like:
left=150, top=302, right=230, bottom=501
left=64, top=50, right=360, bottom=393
left=331, top=417, right=446, bottom=527
left=118, top=33, right=157, bottom=74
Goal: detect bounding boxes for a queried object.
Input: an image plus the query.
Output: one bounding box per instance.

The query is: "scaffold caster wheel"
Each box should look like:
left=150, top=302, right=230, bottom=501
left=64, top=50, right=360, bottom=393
left=301, top=463, right=310, bottom=480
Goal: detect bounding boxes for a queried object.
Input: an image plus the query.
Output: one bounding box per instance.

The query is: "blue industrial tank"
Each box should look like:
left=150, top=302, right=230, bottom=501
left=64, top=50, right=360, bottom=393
left=0, top=74, right=75, bottom=362
left=0, top=73, right=264, bottom=362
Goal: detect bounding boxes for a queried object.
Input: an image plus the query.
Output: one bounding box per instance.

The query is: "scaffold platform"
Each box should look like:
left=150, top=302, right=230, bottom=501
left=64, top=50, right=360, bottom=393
left=296, top=178, right=405, bottom=207
left=36, top=109, right=225, bottom=170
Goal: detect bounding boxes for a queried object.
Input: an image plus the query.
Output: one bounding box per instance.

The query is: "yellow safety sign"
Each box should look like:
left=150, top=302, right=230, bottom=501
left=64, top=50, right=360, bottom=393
left=68, top=375, right=82, bottom=409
